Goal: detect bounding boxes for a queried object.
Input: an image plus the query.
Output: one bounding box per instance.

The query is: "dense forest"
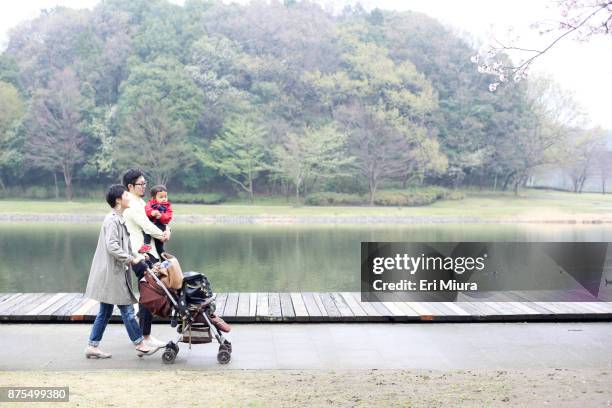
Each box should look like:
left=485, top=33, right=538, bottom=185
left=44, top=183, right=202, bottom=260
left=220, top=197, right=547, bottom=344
left=0, top=0, right=608, bottom=202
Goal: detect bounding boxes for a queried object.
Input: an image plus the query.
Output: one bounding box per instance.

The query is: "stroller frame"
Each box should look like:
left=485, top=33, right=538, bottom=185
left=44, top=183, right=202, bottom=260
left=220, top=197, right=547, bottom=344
left=144, top=267, right=232, bottom=364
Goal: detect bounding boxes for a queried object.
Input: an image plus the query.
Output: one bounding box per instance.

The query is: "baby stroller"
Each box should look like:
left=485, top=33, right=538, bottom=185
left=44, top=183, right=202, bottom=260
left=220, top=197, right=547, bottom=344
left=138, top=256, right=232, bottom=365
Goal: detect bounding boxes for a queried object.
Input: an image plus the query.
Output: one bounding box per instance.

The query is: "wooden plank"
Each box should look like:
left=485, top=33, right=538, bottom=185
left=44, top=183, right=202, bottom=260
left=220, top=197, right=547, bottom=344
left=381, top=294, right=410, bottom=316
left=26, top=293, right=69, bottom=316
left=301, top=292, right=323, bottom=319
left=4, top=293, right=41, bottom=315
left=350, top=292, right=381, bottom=317
left=440, top=302, right=471, bottom=316
left=71, top=298, right=99, bottom=321
left=248, top=293, right=257, bottom=317
left=256, top=292, right=268, bottom=319
left=404, top=301, right=439, bottom=317
left=380, top=294, right=418, bottom=321
left=222, top=293, right=239, bottom=318
left=421, top=302, right=457, bottom=316
left=318, top=292, right=341, bottom=318
left=87, top=300, right=103, bottom=316
left=486, top=293, right=541, bottom=315
left=339, top=292, right=367, bottom=317
left=390, top=301, right=420, bottom=318
left=279, top=293, right=296, bottom=321
left=268, top=292, right=282, bottom=321
left=468, top=302, right=504, bottom=317
left=577, top=302, right=612, bottom=314
left=11, top=293, right=53, bottom=317
left=483, top=302, right=526, bottom=316
left=215, top=293, right=228, bottom=316
left=562, top=302, right=609, bottom=316
left=505, top=291, right=558, bottom=315
left=312, top=292, right=327, bottom=317
left=290, top=292, right=309, bottom=321
left=0, top=294, right=14, bottom=304
left=236, top=292, right=251, bottom=321
left=52, top=294, right=86, bottom=319
left=330, top=292, right=353, bottom=318
left=38, top=293, right=78, bottom=318
left=369, top=301, right=392, bottom=317
left=0, top=293, right=27, bottom=314
left=453, top=302, right=492, bottom=319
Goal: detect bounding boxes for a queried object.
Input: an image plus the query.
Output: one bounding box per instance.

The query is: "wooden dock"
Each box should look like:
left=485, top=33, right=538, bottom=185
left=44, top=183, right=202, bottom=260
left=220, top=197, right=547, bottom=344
left=1, top=292, right=612, bottom=323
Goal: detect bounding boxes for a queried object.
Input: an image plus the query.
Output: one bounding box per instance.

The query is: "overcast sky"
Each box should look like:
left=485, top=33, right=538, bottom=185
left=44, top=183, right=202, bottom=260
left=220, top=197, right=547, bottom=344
left=1, top=0, right=610, bottom=128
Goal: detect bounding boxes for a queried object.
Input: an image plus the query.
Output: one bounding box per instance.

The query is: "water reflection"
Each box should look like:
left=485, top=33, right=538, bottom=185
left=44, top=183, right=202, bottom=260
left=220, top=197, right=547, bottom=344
left=1, top=222, right=611, bottom=293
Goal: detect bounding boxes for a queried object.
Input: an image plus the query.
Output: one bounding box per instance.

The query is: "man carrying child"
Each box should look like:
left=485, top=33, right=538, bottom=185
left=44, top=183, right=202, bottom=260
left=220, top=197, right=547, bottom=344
left=122, top=168, right=169, bottom=348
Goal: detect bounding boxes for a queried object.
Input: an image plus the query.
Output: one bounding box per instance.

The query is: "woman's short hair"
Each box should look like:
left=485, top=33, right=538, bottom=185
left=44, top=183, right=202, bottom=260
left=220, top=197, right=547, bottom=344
left=150, top=184, right=167, bottom=198
left=106, top=184, right=127, bottom=208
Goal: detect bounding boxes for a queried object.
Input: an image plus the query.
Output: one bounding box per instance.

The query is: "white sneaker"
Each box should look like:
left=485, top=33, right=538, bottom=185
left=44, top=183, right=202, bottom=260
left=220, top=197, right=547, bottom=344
left=145, top=337, right=167, bottom=348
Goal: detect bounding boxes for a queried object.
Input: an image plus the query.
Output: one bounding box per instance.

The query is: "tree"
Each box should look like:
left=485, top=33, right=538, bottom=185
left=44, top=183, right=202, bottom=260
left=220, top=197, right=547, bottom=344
left=272, top=124, right=354, bottom=203
left=24, top=68, right=89, bottom=200
left=113, top=102, right=193, bottom=186
left=305, top=29, right=444, bottom=203
left=564, top=127, right=608, bottom=192
left=116, top=56, right=203, bottom=137
left=0, top=81, right=25, bottom=192
left=196, top=117, right=269, bottom=202
left=496, top=76, right=586, bottom=194
left=593, top=137, right=612, bottom=193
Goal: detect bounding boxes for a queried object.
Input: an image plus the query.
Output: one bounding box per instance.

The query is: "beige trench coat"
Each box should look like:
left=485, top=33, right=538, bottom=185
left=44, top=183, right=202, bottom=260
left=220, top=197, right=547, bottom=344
left=85, top=210, right=138, bottom=305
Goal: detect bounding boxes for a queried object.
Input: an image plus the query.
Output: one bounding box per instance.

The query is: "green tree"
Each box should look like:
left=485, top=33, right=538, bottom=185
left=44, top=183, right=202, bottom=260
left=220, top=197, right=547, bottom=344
left=197, top=117, right=269, bottom=202
left=272, top=124, right=354, bottom=203
left=305, top=29, right=444, bottom=203
left=113, top=102, right=193, bottom=186
left=0, top=81, right=25, bottom=191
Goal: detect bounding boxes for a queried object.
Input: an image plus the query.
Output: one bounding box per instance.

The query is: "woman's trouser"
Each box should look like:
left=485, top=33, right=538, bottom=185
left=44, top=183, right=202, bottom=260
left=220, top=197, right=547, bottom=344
left=88, top=302, right=144, bottom=346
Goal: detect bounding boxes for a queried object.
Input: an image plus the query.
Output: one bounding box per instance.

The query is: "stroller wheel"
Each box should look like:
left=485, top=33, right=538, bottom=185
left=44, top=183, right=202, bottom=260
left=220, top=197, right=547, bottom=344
left=217, top=350, right=231, bottom=364
left=220, top=341, right=232, bottom=354
left=162, top=348, right=177, bottom=364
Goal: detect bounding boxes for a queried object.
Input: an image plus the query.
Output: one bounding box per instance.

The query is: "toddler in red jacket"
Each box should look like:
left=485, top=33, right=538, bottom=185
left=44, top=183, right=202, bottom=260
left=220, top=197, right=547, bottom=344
left=140, top=185, right=173, bottom=257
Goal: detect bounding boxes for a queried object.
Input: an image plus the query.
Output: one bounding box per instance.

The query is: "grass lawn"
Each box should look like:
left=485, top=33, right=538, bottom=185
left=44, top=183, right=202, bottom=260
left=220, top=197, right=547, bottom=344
left=0, top=189, right=611, bottom=219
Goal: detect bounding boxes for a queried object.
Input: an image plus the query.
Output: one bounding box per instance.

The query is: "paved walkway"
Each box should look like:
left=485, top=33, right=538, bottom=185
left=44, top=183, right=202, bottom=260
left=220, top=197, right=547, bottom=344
left=0, top=322, right=611, bottom=370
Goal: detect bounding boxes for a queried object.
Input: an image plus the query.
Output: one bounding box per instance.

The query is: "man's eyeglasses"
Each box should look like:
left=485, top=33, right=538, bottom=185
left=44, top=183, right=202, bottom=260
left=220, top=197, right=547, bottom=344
left=134, top=182, right=147, bottom=187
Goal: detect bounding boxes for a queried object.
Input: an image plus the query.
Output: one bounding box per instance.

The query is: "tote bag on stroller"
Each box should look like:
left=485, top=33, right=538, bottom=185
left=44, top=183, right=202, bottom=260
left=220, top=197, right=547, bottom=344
left=139, top=272, right=174, bottom=318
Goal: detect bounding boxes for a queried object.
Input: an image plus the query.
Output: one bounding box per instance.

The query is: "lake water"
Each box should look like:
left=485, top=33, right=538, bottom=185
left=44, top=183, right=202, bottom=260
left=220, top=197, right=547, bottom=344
left=1, top=222, right=612, bottom=293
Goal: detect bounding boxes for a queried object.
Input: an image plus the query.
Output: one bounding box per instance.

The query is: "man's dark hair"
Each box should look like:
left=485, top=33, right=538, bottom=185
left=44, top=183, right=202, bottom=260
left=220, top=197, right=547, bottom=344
left=106, top=184, right=127, bottom=208
left=150, top=184, right=167, bottom=198
left=122, top=168, right=144, bottom=189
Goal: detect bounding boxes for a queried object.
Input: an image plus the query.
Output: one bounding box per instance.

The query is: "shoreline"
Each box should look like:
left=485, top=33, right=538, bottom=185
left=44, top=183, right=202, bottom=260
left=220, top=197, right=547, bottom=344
left=0, top=213, right=611, bottom=224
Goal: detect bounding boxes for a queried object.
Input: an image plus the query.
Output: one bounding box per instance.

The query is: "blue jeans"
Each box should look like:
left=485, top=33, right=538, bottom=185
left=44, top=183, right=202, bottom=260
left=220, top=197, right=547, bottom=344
left=88, top=303, right=144, bottom=347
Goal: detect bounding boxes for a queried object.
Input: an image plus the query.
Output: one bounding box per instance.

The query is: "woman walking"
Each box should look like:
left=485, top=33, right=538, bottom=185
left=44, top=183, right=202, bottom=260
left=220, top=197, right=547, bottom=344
left=84, top=184, right=158, bottom=358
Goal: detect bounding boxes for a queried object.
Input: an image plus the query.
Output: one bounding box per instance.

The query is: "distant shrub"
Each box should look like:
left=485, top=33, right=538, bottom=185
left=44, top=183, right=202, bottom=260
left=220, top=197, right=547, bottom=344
left=171, top=193, right=227, bottom=204
left=445, top=190, right=465, bottom=200
left=373, top=191, right=438, bottom=206
left=23, top=186, right=53, bottom=199
left=305, top=192, right=364, bottom=206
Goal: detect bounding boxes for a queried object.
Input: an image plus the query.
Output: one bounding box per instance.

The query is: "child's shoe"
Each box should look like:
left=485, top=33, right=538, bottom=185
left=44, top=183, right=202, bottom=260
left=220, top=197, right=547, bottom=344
left=210, top=314, right=231, bottom=333
left=138, top=244, right=152, bottom=254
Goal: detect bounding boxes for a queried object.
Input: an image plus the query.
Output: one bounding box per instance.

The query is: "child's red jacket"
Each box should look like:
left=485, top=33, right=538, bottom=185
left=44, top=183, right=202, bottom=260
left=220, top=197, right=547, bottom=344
left=145, top=199, right=173, bottom=224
